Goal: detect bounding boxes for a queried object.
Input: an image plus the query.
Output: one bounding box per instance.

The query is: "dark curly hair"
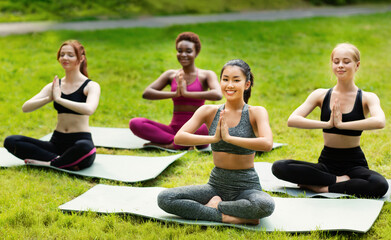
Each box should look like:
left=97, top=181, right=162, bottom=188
left=220, top=59, right=254, bottom=103
left=175, top=32, right=201, bottom=55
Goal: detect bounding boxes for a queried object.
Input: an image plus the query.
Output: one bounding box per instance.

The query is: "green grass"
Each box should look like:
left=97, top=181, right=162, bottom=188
left=0, top=0, right=310, bottom=23
left=1, top=13, right=391, bottom=239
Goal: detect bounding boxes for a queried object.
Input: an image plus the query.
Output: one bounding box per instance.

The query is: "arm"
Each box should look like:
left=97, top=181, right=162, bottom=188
left=22, top=83, right=53, bottom=113
left=287, top=89, right=333, bottom=129
left=181, top=70, right=223, bottom=101
left=221, top=107, right=274, bottom=152
left=174, top=105, right=220, bottom=146
left=53, top=77, right=100, bottom=116
left=334, top=92, right=385, bottom=130
left=142, top=70, right=179, bottom=100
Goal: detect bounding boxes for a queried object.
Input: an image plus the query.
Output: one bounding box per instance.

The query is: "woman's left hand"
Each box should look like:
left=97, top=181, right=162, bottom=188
left=52, top=76, right=61, bottom=101
left=333, top=98, right=343, bottom=128
left=220, top=110, right=231, bottom=141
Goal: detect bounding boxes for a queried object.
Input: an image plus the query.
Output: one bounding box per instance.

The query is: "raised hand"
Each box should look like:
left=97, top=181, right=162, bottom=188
left=177, top=70, right=187, bottom=97
left=333, top=98, right=343, bottom=128
left=52, top=75, right=61, bottom=101
left=220, top=110, right=231, bottom=141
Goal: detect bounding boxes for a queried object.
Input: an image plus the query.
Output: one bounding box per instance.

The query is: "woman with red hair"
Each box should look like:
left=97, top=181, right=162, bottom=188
left=4, top=40, right=101, bottom=171
left=129, top=32, right=222, bottom=150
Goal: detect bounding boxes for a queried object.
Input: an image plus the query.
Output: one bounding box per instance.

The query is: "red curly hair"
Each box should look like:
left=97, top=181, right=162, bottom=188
left=175, top=32, right=201, bottom=55
left=57, top=40, right=88, bottom=77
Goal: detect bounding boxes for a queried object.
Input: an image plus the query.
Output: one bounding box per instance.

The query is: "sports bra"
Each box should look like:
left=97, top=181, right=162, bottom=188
left=321, top=88, right=365, bottom=136
left=171, top=71, right=205, bottom=107
left=209, top=104, right=256, bottom=155
left=53, top=79, right=91, bottom=115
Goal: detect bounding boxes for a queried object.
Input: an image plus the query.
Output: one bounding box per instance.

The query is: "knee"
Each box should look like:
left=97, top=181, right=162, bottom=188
left=129, top=118, right=144, bottom=132
left=3, top=135, right=20, bottom=151
left=271, top=160, right=290, bottom=179
left=370, top=177, right=389, bottom=198
left=157, top=190, right=174, bottom=212
left=252, top=195, right=275, bottom=219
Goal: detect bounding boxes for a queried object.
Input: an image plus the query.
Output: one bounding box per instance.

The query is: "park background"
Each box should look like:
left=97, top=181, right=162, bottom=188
left=0, top=0, right=391, bottom=239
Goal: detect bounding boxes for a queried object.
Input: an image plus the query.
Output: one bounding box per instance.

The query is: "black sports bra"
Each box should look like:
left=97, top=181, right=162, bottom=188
left=320, top=88, right=365, bottom=136
left=53, top=79, right=91, bottom=115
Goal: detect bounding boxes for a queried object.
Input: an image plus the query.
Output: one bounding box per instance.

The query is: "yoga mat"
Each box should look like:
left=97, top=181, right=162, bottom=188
left=254, top=162, right=391, bottom=202
left=41, top=127, right=286, bottom=152
left=0, top=147, right=185, bottom=182
left=59, top=184, right=384, bottom=233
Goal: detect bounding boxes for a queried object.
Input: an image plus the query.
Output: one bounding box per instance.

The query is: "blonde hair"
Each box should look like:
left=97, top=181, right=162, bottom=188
left=330, top=43, right=360, bottom=63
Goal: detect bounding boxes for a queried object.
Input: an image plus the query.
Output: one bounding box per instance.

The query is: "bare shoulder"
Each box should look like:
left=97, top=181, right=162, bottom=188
left=362, top=90, right=381, bottom=104
left=196, top=104, right=220, bottom=115
left=198, top=69, right=217, bottom=79
left=248, top=105, right=268, bottom=115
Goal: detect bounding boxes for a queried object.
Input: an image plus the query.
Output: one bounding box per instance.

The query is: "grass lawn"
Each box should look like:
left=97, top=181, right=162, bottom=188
left=0, top=0, right=310, bottom=23
left=1, top=12, right=391, bottom=239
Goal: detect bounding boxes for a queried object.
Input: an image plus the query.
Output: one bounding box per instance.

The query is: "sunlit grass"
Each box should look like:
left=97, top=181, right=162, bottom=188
left=0, top=13, right=391, bottom=239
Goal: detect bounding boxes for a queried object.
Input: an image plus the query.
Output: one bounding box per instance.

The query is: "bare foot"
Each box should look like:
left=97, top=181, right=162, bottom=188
left=205, top=196, right=222, bottom=209
left=24, top=159, right=51, bottom=166
left=336, top=175, right=350, bottom=183
left=222, top=213, right=260, bottom=225
left=298, top=184, right=328, bottom=193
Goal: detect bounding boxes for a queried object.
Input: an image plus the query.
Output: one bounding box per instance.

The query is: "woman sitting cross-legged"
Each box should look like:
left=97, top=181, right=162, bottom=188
left=272, top=43, right=388, bottom=198
left=157, top=59, right=275, bottom=225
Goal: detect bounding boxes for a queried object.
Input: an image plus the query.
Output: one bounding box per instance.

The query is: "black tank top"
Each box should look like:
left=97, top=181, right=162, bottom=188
left=53, top=79, right=91, bottom=115
left=320, top=88, right=364, bottom=136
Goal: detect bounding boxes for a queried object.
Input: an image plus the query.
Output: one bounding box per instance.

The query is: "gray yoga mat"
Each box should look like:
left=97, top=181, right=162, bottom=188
left=41, top=127, right=286, bottom=152
left=59, top=184, right=384, bottom=233
left=254, top=162, right=391, bottom=202
left=0, top=147, right=185, bottom=182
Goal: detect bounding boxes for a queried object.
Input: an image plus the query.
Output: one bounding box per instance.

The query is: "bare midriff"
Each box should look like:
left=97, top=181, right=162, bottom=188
left=323, top=132, right=360, bottom=148
left=213, top=151, right=255, bottom=170
left=173, top=104, right=201, bottom=112
left=55, top=114, right=90, bottom=133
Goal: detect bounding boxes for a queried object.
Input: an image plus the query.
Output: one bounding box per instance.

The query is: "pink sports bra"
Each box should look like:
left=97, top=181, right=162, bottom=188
left=171, top=71, right=205, bottom=106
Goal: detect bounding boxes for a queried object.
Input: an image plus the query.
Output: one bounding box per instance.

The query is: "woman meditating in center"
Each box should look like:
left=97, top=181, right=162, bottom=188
left=158, top=59, right=275, bottom=225
left=129, top=32, right=222, bottom=150
left=272, top=43, right=388, bottom=198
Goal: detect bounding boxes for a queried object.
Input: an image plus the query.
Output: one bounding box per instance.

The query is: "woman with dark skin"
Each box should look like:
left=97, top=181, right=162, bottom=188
left=272, top=43, right=388, bottom=198
left=129, top=32, right=222, bottom=150
left=4, top=40, right=100, bottom=170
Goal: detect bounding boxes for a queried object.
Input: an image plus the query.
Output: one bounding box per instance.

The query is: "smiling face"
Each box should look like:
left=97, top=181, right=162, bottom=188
left=176, top=40, right=197, bottom=67
left=220, top=66, right=251, bottom=101
left=331, top=47, right=360, bottom=81
left=58, top=44, right=81, bottom=70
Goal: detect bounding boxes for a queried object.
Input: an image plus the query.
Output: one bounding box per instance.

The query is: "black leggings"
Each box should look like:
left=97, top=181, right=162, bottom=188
left=4, top=131, right=96, bottom=170
left=272, top=146, right=388, bottom=198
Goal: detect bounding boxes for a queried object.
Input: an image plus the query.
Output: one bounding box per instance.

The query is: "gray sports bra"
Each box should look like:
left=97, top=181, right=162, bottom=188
left=209, top=104, right=256, bottom=155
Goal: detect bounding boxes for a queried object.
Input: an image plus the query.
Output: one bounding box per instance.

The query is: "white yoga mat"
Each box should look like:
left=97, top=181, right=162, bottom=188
left=59, top=184, right=384, bottom=233
left=0, top=147, right=185, bottom=182
left=41, top=127, right=286, bottom=152
left=254, top=162, right=391, bottom=202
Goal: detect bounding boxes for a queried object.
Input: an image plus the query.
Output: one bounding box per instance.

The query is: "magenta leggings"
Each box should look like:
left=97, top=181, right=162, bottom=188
left=129, top=111, right=208, bottom=150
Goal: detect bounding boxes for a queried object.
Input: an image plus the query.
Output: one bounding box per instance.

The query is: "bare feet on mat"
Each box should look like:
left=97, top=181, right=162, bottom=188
left=205, top=196, right=222, bottom=209
left=205, top=196, right=259, bottom=225
left=24, top=159, right=51, bottom=166
left=298, top=184, right=329, bottom=193
left=222, top=214, right=260, bottom=225
left=336, top=175, right=350, bottom=183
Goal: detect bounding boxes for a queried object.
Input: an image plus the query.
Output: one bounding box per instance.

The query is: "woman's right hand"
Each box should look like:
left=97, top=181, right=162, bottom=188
left=174, top=70, right=185, bottom=98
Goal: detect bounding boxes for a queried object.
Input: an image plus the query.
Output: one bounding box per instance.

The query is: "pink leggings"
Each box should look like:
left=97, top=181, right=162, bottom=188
left=129, top=111, right=208, bottom=150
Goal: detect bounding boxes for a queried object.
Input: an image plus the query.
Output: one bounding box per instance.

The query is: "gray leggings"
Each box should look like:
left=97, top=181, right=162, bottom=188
left=157, top=167, right=275, bottom=222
